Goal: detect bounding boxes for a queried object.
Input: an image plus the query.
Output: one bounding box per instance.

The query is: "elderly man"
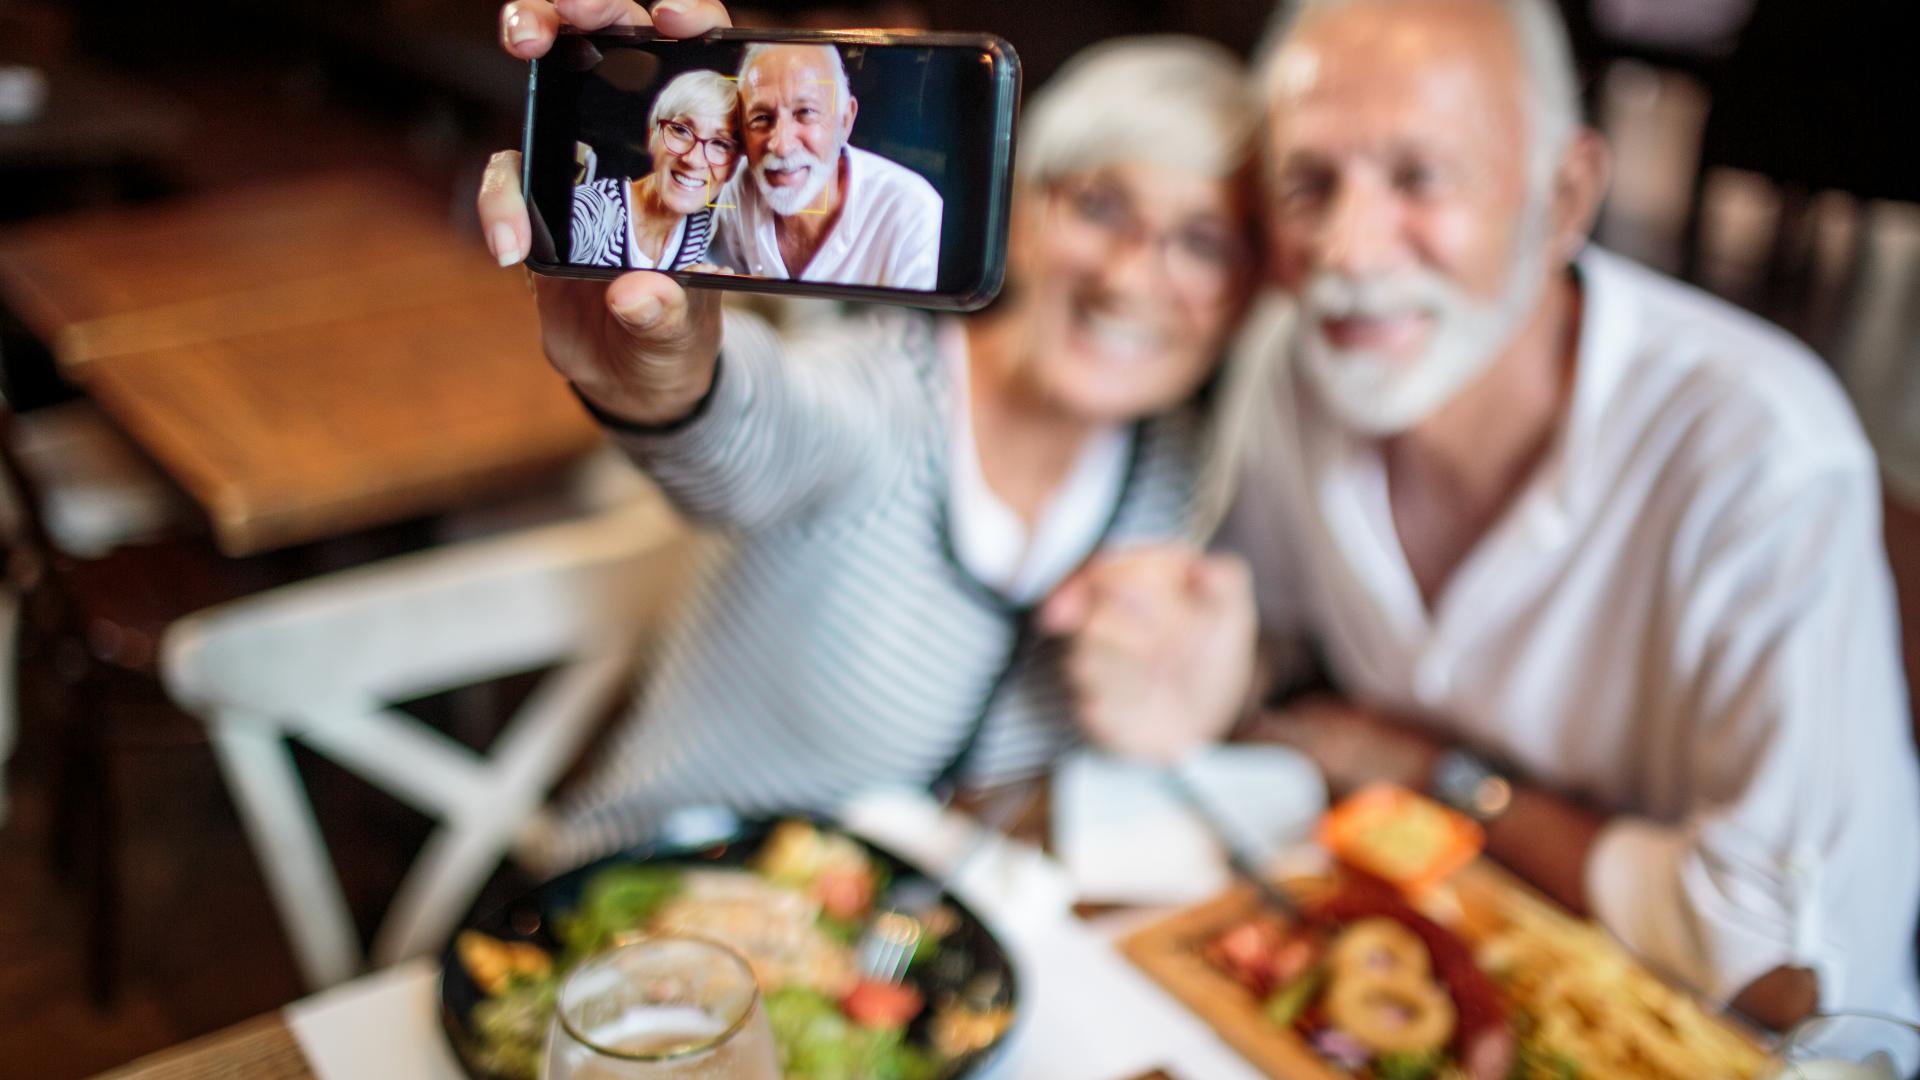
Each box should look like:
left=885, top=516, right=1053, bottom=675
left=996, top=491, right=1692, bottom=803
left=1046, top=0, right=1920, bottom=1027
left=716, top=43, right=943, bottom=289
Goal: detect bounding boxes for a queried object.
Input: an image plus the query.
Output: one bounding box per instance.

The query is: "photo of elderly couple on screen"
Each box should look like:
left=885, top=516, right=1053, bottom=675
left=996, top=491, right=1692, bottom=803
left=567, top=42, right=944, bottom=290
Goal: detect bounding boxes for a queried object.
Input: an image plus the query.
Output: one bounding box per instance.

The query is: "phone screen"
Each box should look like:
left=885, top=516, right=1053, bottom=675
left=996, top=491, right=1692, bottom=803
left=523, top=30, right=1019, bottom=309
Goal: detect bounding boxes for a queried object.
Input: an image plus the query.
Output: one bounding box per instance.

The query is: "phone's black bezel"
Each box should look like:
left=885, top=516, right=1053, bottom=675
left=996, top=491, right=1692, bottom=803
left=521, top=26, right=1020, bottom=312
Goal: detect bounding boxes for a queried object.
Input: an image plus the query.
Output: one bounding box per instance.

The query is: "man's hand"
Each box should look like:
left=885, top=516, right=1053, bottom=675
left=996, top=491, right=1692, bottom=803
left=1040, top=546, right=1257, bottom=763
left=1241, top=697, right=1444, bottom=796
left=478, top=0, right=733, bottom=425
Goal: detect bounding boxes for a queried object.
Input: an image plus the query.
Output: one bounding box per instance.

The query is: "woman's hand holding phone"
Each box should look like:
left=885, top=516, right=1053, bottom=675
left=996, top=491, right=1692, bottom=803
left=478, top=0, right=734, bottom=426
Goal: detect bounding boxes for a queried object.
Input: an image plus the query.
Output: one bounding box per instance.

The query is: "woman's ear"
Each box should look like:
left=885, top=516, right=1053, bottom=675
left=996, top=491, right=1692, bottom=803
left=1550, top=128, right=1611, bottom=263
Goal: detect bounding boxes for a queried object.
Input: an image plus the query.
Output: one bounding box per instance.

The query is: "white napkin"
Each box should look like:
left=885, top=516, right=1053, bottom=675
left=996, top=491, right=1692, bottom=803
left=285, top=959, right=466, bottom=1080
left=1054, top=745, right=1327, bottom=906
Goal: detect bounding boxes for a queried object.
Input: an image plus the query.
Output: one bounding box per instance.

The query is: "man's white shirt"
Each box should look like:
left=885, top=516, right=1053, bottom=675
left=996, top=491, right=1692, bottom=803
left=716, top=145, right=942, bottom=291
left=1224, top=247, right=1920, bottom=1014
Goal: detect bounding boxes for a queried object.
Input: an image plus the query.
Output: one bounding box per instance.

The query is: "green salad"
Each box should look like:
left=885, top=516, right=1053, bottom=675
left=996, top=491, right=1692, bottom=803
left=457, top=821, right=1011, bottom=1079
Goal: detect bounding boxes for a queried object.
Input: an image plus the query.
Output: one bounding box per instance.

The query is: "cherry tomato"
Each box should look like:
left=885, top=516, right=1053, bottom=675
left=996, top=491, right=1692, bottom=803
left=815, top=868, right=875, bottom=922
left=841, top=979, right=925, bottom=1029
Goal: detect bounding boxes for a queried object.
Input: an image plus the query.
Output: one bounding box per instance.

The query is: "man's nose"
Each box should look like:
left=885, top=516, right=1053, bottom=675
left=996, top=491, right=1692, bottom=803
left=1319, top=175, right=1400, bottom=278
left=769, top=115, right=800, bottom=158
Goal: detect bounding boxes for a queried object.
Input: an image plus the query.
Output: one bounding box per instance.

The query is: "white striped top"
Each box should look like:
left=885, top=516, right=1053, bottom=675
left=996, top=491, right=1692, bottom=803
left=570, top=178, right=715, bottom=271
left=532, top=308, right=1216, bottom=870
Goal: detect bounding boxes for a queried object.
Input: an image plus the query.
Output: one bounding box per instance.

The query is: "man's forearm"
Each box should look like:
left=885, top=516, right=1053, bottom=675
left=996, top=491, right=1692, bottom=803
left=1246, top=698, right=1825, bottom=1027
left=1482, top=783, right=1817, bottom=1029
left=1480, top=781, right=1605, bottom=915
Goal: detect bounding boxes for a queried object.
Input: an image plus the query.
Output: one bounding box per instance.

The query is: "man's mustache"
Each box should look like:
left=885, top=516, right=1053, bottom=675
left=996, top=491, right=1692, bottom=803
left=755, top=151, right=825, bottom=176
left=1302, top=271, right=1454, bottom=320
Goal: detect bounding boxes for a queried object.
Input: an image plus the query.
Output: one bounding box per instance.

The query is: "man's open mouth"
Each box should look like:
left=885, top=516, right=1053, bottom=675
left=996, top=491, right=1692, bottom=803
left=1320, top=311, right=1433, bottom=353
left=761, top=164, right=811, bottom=187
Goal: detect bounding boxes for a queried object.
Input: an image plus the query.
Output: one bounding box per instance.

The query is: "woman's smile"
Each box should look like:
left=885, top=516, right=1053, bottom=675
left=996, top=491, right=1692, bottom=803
left=1067, top=301, right=1171, bottom=364
left=667, top=164, right=709, bottom=192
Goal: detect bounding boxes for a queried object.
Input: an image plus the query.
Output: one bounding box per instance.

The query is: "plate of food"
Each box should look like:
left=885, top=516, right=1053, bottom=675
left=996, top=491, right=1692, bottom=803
left=442, top=817, right=1020, bottom=1079
left=1123, top=786, right=1770, bottom=1080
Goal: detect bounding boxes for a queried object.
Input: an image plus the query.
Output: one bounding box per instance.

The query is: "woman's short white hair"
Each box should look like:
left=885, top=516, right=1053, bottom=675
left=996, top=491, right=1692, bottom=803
left=1256, top=0, right=1581, bottom=190
left=649, top=69, right=740, bottom=131
left=1017, top=36, right=1258, bottom=187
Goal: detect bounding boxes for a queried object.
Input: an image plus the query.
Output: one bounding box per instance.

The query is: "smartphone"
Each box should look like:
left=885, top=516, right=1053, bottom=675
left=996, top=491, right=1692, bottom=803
left=521, top=27, right=1020, bottom=311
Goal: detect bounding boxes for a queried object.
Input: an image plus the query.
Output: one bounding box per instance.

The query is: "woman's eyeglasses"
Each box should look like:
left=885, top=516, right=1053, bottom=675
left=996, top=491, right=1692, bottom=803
left=1054, top=181, right=1251, bottom=305
left=659, top=120, right=739, bottom=167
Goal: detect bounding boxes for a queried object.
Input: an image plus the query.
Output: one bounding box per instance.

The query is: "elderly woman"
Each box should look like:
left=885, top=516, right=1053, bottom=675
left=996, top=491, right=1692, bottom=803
left=570, top=68, right=740, bottom=269
left=485, top=0, right=1264, bottom=870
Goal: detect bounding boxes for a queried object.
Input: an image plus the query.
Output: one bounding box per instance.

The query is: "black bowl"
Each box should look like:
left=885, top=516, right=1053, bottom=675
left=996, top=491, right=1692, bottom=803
left=438, top=815, right=1022, bottom=1078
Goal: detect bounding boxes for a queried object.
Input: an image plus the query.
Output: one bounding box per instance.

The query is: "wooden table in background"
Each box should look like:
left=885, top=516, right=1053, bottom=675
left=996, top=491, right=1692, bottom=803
left=0, top=170, right=602, bottom=555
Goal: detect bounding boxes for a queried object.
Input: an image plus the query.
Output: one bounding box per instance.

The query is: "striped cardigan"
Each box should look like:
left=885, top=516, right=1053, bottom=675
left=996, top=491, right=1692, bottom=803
left=570, top=178, right=715, bottom=270
left=531, top=308, right=1216, bottom=871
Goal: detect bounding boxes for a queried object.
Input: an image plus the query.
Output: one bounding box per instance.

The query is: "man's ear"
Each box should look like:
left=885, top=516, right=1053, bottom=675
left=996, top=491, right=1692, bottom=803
left=842, top=94, right=859, bottom=138
left=1550, top=127, right=1610, bottom=263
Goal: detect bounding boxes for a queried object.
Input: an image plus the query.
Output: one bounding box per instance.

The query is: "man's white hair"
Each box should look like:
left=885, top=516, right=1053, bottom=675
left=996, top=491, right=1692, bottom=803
left=1017, top=36, right=1258, bottom=187
left=1255, top=0, right=1582, bottom=190
left=738, top=43, right=853, bottom=117
left=649, top=68, right=740, bottom=131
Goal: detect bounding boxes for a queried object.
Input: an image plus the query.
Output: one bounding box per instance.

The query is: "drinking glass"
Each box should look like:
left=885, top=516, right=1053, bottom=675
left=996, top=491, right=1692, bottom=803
left=1770, top=1012, right=1920, bottom=1080
left=544, top=936, right=780, bottom=1080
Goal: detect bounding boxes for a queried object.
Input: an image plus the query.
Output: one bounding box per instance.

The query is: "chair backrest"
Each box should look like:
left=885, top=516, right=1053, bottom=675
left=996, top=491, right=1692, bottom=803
left=157, top=492, right=699, bottom=984
left=163, top=494, right=689, bottom=717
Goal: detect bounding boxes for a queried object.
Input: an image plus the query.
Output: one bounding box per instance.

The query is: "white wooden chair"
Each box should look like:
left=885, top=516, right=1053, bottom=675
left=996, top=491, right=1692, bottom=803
left=160, top=493, right=692, bottom=989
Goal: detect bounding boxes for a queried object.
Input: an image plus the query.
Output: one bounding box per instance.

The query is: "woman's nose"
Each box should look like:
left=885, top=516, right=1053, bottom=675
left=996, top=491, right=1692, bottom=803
left=1101, top=232, right=1171, bottom=299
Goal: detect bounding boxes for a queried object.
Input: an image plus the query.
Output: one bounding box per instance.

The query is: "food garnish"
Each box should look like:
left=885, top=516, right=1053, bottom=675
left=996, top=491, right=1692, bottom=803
left=1261, top=968, right=1323, bottom=1029
left=456, top=931, right=553, bottom=996
left=841, top=979, right=926, bottom=1029
left=554, top=865, right=683, bottom=958
left=1476, top=901, right=1766, bottom=1080
left=1203, top=878, right=1511, bottom=1079
left=929, top=1001, right=1014, bottom=1058
left=1323, top=973, right=1455, bottom=1055
left=1320, top=785, right=1483, bottom=894
left=765, top=986, right=942, bottom=1080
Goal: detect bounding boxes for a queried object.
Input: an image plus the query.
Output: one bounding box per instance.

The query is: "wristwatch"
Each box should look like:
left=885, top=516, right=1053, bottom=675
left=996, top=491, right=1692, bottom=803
left=1429, top=748, right=1514, bottom=823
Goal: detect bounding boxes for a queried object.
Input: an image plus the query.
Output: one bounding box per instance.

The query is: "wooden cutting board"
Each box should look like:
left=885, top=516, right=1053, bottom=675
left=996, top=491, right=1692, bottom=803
left=1120, top=861, right=1769, bottom=1080
left=1121, top=885, right=1350, bottom=1080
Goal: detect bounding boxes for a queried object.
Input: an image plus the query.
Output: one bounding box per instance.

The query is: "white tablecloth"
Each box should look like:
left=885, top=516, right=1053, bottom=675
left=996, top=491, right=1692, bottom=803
left=283, top=913, right=1264, bottom=1080
left=286, top=789, right=1276, bottom=1080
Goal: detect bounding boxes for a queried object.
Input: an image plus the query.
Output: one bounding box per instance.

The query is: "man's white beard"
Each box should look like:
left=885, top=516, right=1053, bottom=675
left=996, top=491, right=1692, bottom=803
left=754, top=147, right=837, bottom=216
left=1296, top=218, right=1550, bottom=437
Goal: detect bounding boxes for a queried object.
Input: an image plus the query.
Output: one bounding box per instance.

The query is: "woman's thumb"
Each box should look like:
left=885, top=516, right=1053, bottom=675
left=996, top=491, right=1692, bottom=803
left=605, top=271, right=686, bottom=339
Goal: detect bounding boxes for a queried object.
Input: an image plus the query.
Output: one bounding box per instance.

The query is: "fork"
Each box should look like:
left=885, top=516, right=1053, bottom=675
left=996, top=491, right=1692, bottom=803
left=854, top=778, right=1040, bottom=985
